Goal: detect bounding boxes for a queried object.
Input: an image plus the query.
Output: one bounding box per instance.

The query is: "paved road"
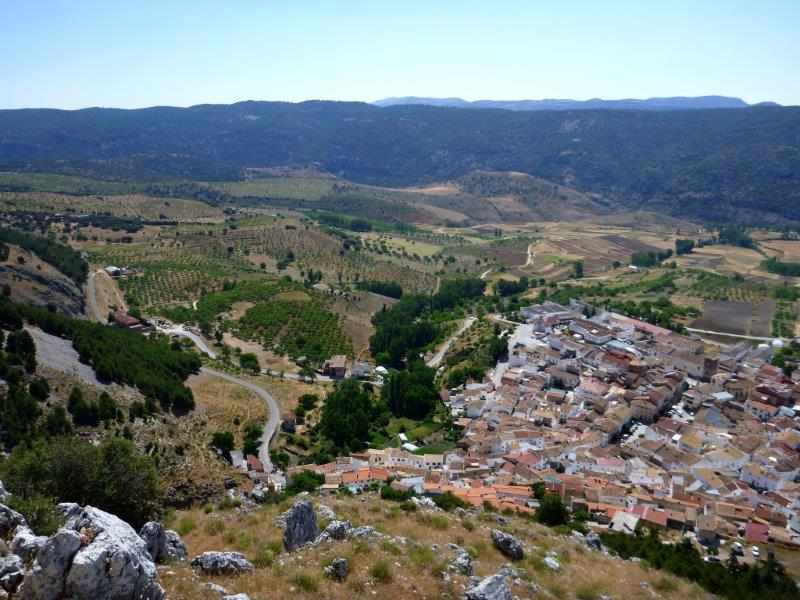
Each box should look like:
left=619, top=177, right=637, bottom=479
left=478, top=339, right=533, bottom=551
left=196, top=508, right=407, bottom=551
left=201, top=367, right=280, bottom=473
left=157, top=324, right=217, bottom=359
left=427, top=316, right=477, bottom=368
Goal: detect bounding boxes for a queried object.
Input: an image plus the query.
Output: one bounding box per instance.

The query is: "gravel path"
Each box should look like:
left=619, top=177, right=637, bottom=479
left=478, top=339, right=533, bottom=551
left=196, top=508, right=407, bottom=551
left=26, top=326, right=102, bottom=386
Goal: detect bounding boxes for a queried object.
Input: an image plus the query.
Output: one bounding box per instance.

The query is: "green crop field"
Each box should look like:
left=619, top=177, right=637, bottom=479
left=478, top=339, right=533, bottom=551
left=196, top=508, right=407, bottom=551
left=206, top=177, right=336, bottom=200
left=236, top=298, right=352, bottom=362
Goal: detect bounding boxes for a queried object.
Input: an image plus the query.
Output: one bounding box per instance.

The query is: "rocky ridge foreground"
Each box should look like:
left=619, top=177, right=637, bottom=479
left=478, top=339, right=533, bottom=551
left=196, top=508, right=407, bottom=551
left=268, top=497, right=539, bottom=600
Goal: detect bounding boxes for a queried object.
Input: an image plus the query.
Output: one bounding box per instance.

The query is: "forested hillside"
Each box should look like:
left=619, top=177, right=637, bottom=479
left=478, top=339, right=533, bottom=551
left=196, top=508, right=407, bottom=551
left=1, top=102, right=799, bottom=222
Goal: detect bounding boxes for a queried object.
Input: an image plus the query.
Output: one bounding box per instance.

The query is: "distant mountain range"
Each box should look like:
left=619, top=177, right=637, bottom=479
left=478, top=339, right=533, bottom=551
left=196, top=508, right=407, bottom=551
left=373, top=96, right=780, bottom=111
left=0, top=100, right=798, bottom=224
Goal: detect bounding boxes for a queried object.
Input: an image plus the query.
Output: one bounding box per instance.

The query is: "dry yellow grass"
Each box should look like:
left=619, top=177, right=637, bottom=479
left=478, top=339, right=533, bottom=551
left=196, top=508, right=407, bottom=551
left=253, top=377, right=330, bottom=414
left=88, top=269, right=127, bottom=320
left=161, top=494, right=706, bottom=600
left=762, top=240, right=800, bottom=261
left=221, top=333, right=296, bottom=374
left=187, top=372, right=266, bottom=447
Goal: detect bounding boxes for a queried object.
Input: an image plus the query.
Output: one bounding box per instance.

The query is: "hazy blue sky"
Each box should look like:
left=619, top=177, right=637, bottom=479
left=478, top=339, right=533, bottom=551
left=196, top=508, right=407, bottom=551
left=2, top=0, right=798, bottom=109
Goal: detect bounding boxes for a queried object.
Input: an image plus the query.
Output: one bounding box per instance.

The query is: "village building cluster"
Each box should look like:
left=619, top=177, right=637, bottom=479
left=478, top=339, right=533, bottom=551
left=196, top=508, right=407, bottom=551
left=296, top=300, right=800, bottom=553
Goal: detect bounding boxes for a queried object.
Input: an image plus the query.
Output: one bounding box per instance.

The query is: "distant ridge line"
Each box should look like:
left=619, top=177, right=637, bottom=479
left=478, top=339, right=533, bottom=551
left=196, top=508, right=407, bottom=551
left=373, top=95, right=781, bottom=111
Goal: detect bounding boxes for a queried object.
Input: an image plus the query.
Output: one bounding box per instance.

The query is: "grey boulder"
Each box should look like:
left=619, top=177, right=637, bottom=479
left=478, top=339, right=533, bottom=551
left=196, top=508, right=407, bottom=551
left=250, top=484, right=270, bottom=504
left=191, top=551, right=254, bottom=575
left=449, top=548, right=473, bottom=576
left=222, top=595, right=251, bottom=600
left=0, top=504, right=26, bottom=539
left=139, top=521, right=188, bottom=563
left=585, top=531, right=602, bottom=552
left=324, top=557, right=348, bottom=581
left=282, top=500, right=319, bottom=551
left=317, top=504, right=336, bottom=521
left=465, top=572, right=513, bottom=600
left=322, top=520, right=351, bottom=541
left=203, top=582, right=229, bottom=595
left=0, top=554, right=24, bottom=594
left=544, top=556, right=560, bottom=571
left=347, top=525, right=382, bottom=540
left=20, top=529, right=82, bottom=600
left=490, top=529, right=524, bottom=561
left=10, top=526, right=48, bottom=563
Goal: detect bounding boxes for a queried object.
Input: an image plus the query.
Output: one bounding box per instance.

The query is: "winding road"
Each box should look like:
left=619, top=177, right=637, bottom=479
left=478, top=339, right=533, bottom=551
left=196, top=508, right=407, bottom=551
left=84, top=273, right=279, bottom=473
left=201, top=367, right=281, bottom=474
left=156, top=324, right=217, bottom=359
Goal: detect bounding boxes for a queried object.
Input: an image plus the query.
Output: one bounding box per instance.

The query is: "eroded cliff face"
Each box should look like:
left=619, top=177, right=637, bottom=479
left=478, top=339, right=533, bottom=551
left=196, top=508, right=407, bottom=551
left=0, top=245, right=84, bottom=317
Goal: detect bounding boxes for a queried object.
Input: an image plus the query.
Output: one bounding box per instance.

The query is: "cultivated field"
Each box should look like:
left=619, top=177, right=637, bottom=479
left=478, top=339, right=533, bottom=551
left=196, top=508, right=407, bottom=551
left=207, top=177, right=336, bottom=200
left=0, top=191, right=224, bottom=221
left=690, top=299, right=776, bottom=337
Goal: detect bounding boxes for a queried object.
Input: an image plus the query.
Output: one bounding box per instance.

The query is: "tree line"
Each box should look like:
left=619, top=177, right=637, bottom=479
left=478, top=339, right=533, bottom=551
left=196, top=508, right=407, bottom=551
left=600, top=529, right=799, bottom=600
left=370, top=277, right=486, bottom=368
left=2, top=299, right=200, bottom=412
left=0, top=436, right=161, bottom=531
left=762, top=256, right=800, bottom=277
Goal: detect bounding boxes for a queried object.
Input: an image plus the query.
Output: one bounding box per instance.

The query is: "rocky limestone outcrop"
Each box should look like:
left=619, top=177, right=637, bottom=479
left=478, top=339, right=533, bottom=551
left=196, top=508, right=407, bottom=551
left=410, top=496, right=440, bottom=511
left=250, top=484, right=270, bottom=504
left=0, top=258, right=85, bottom=317
left=347, top=525, right=383, bottom=540
left=490, top=529, right=524, bottom=561
left=283, top=500, right=319, bottom=551
left=20, top=529, right=82, bottom=600
left=317, top=504, right=336, bottom=521
left=465, top=572, right=513, bottom=600
left=203, top=581, right=230, bottom=595
left=191, top=551, right=254, bottom=575
left=324, top=557, right=348, bottom=581
left=55, top=503, right=164, bottom=600
left=0, top=504, right=26, bottom=538
left=0, top=494, right=164, bottom=600
left=0, top=554, right=24, bottom=594
left=585, top=531, right=603, bottom=552
left=10, top=526, right=48, bottom=563
left=314, top=519, right=352, bottom=544
left=447, top=545, right=473, bottom=576
left=139, top=521, right=188, bottom=563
